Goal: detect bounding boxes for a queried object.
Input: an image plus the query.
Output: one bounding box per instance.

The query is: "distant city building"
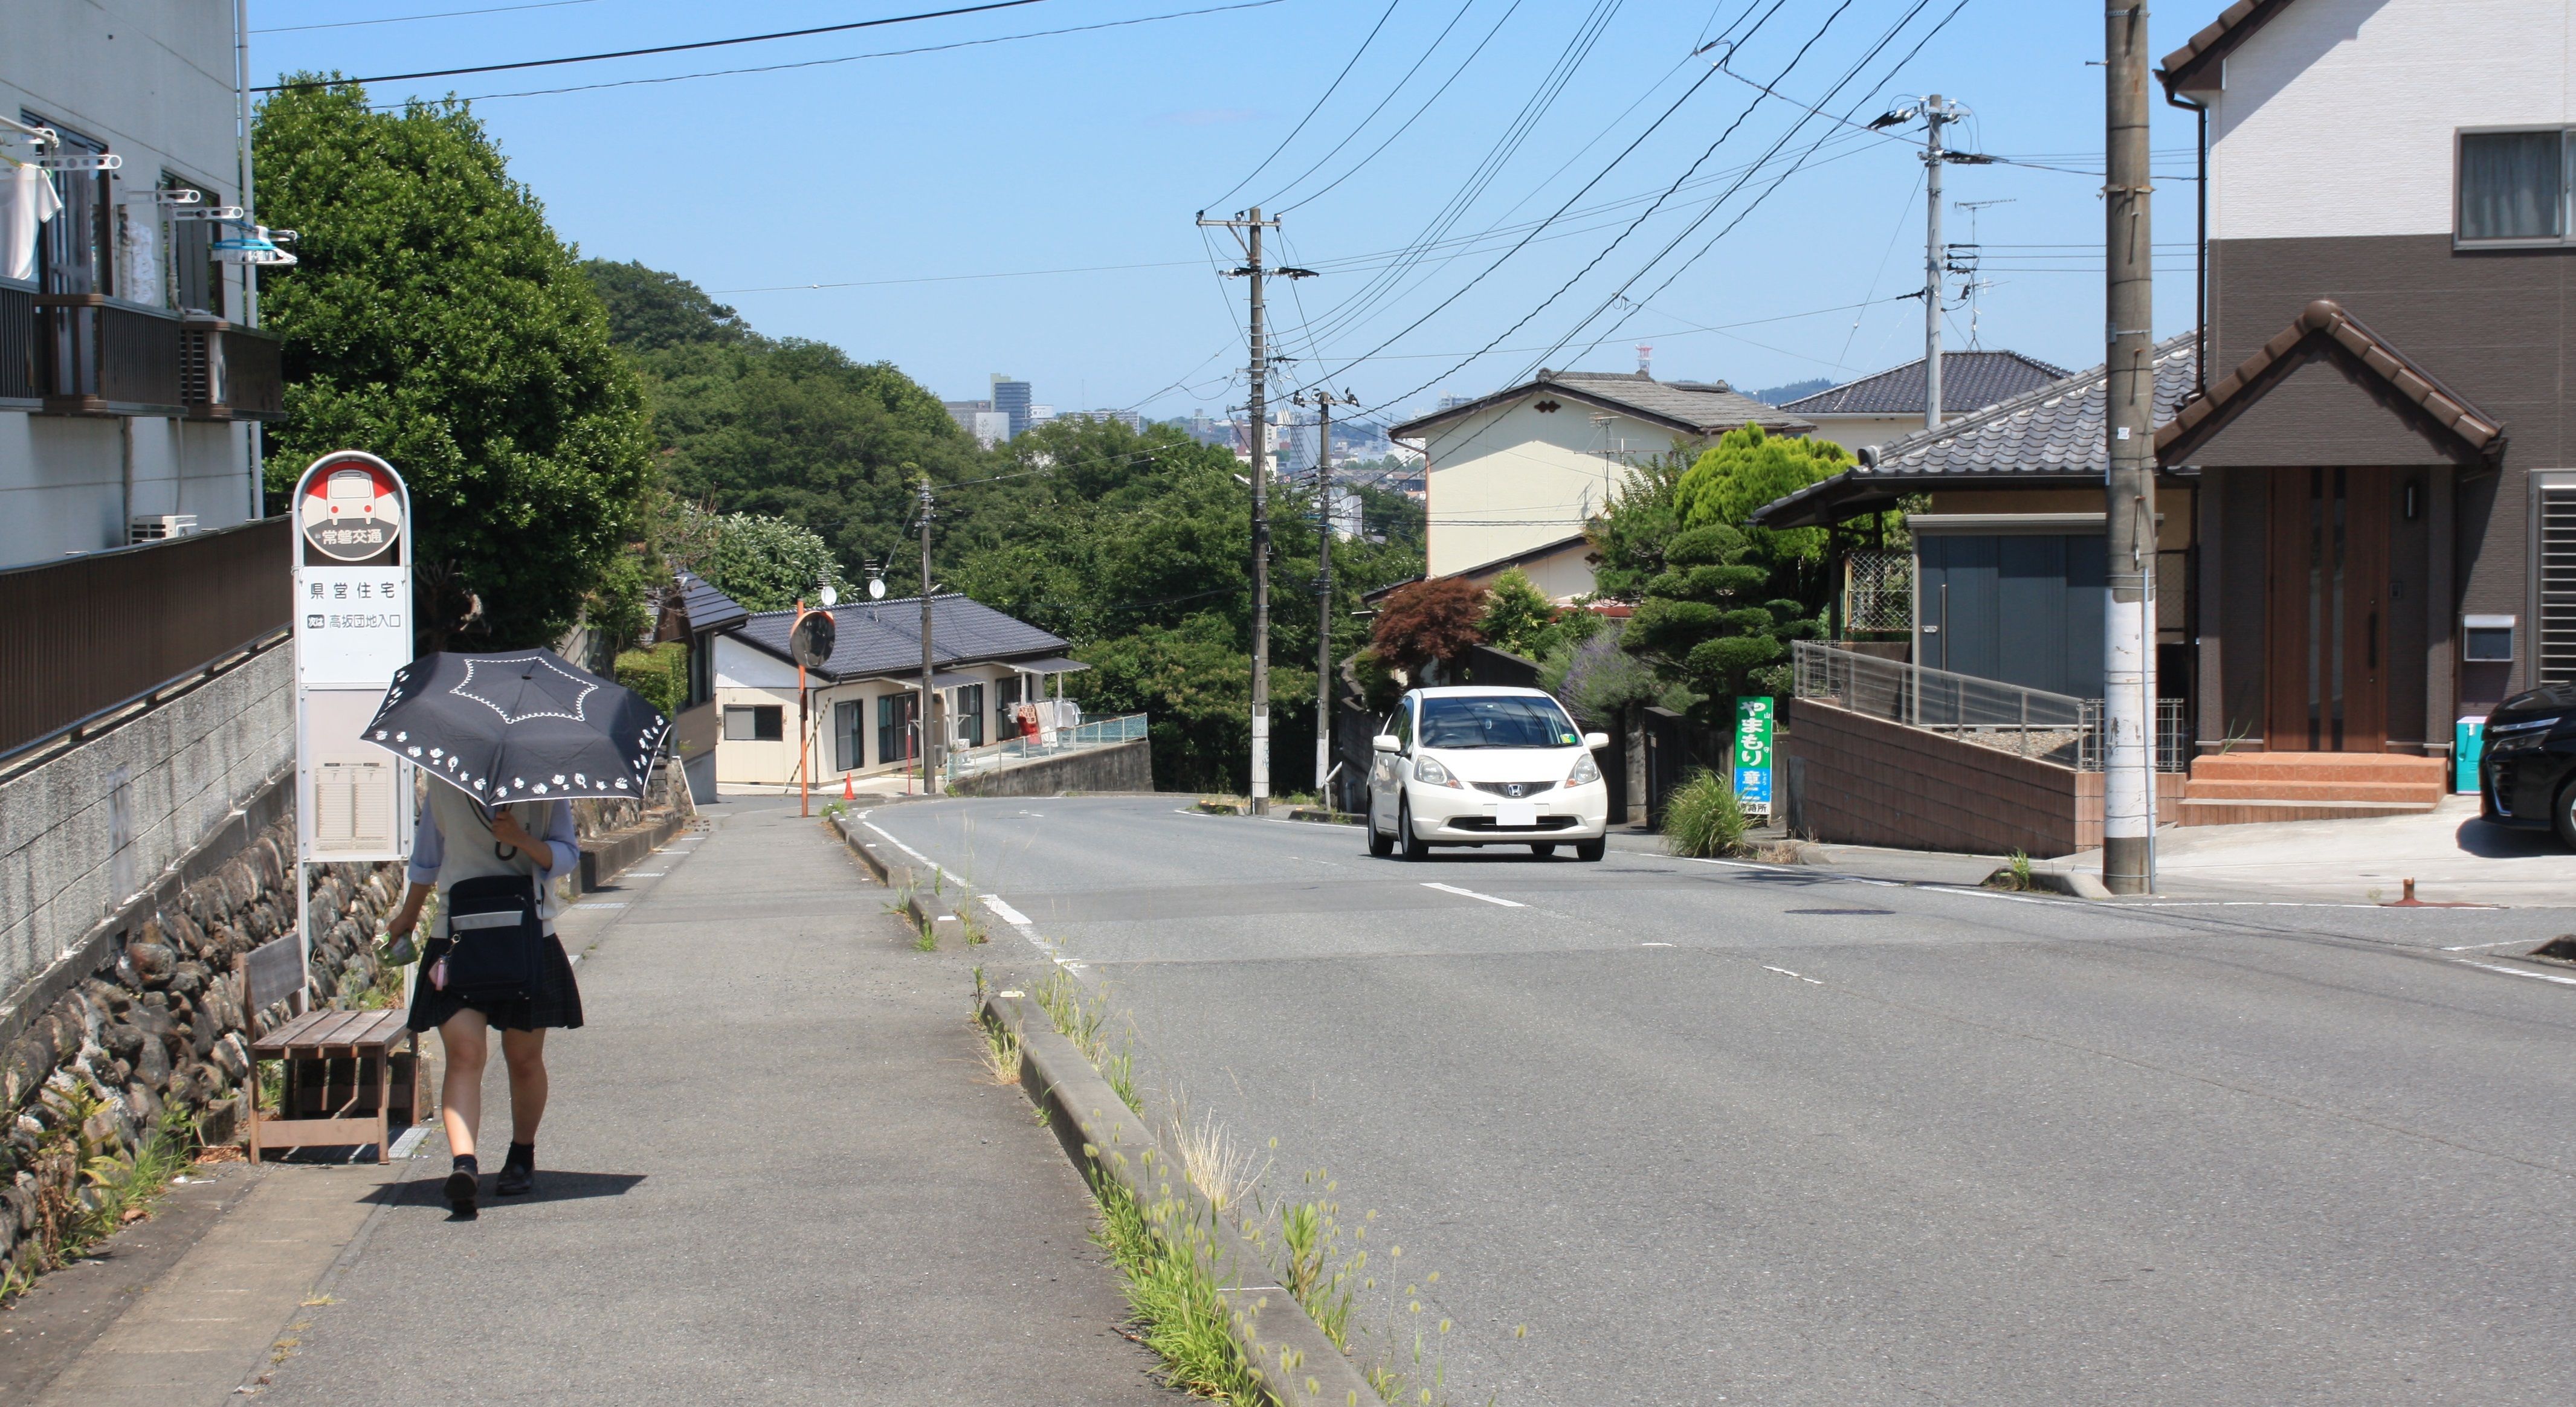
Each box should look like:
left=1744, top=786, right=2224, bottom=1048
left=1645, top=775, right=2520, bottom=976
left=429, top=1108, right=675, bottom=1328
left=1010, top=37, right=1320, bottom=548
left=971, top=411, right=1010, bottom=448
left=1056, top=409, right=1142, bottom=431
left=990, top=375, right=1033, bottom=437
left=1026, top=404, right=1055, bottom=427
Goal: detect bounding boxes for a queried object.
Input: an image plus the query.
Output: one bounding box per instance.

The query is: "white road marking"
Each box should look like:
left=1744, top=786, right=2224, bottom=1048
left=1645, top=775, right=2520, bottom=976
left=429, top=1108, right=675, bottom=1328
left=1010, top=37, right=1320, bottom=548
left=1422, top=881, right=1526, bottom=908
left=1641, top=941, right=1674, bottom=947
left=1761, top=964, right=1826, bottom=986
left=575, top=901, right=627, bottom=909
left=623, top=872, right=666, bottom=878
left=2443, top=939, right=2539, bottom=950
left=980, top=893, right=1032, bottom=927
left=2454, top=959, right=2576, bottom=987
left=864, top=820, right=970, bottom=888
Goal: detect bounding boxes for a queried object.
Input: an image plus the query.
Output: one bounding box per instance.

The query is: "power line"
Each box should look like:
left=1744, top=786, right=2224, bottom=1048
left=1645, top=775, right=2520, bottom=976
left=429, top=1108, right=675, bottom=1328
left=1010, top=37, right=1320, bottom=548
left=254, top=0, right=607, bottom=33
left=1261, top=0, right=1528, bottom=213
left=1202, top=0, right=1406, bottom=214
left=364, top=0, right=1290, bottom=107
left=256, top=0, right=1050, bottom=90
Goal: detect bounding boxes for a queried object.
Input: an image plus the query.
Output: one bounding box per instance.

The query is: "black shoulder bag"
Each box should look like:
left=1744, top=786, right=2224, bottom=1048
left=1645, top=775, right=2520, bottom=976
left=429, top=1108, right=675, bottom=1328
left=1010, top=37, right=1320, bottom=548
left=436, top=871, right=544, bottom=1002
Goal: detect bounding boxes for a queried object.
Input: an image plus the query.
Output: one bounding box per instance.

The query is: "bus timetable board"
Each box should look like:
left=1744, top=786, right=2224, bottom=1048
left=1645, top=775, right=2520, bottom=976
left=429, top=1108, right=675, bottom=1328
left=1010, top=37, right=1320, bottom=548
left=292, top=451, right=415, bottom=863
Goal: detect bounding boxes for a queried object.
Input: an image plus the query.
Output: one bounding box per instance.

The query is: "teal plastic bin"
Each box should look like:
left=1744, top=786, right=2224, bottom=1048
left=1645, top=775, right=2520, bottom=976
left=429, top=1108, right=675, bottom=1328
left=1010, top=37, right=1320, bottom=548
left=2455, top=716, right=2485, bottom=793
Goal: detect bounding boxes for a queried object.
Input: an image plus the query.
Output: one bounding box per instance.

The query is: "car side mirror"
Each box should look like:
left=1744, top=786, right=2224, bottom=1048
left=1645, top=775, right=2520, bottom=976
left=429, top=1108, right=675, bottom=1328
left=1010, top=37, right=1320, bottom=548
left=1583, top=731, right=1610, bottom=750
left=1372, top=733, right=1402, bottom=753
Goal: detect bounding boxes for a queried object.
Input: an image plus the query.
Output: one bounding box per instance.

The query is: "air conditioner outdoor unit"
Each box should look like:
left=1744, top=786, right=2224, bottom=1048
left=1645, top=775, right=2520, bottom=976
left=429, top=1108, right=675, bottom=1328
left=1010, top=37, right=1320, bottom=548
left=129, top=514, right=200, bottom=543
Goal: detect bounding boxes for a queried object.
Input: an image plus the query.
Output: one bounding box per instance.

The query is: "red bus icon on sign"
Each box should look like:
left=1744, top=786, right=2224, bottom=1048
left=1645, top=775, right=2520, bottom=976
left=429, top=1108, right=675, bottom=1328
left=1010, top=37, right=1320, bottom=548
left=299, top=460, right=404, bottom=563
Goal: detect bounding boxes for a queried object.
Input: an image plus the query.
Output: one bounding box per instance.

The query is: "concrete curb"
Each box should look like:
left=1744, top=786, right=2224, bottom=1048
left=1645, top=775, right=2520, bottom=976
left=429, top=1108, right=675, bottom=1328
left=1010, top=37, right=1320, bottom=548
left=829, top=813, right=966, bottom=943
left=574, top=810, right=689, bottom=895
left=981, top=990, right=1377, bottom=1407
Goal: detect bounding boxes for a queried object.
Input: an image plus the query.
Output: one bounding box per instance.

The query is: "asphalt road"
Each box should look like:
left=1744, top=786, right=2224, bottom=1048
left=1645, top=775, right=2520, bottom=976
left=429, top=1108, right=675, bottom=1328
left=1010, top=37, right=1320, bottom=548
left=865, top=795, right=2576, bottom=1407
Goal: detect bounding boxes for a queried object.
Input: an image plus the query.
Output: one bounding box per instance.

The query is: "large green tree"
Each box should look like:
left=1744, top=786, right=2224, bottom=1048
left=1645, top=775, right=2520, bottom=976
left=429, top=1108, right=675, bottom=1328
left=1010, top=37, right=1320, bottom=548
left=1672, top=423, right=1851, bottom=564
left=256, top=82, right=653, bottom=649
left=583, top=260, right=983, bottom=576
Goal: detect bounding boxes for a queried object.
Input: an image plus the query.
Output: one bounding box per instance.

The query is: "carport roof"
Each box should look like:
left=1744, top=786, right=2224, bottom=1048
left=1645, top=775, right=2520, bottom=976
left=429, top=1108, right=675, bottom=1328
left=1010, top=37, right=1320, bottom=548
left=727, top=594, right=1069, bottom=684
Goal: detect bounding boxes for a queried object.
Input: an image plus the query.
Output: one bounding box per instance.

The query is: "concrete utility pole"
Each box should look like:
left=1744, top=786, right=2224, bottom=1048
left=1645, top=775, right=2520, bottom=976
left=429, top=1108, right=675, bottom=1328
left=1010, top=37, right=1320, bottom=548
left=1198, top=207, right=1314, bottom=814
left=1919, top=94, right=1966, bottom=432
left=918, top=478, right=941, bottom=796
left=1297, top=388, right=1356, bottom=801
left=2103, top=4, right=2157, bottom=893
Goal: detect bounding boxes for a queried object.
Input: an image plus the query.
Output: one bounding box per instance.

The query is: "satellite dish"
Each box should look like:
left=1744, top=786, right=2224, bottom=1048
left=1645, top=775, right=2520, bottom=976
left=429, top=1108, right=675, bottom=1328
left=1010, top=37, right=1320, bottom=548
left=819, top=583, right=839, bottom=607
left=867, top=577, right=886, bottom=600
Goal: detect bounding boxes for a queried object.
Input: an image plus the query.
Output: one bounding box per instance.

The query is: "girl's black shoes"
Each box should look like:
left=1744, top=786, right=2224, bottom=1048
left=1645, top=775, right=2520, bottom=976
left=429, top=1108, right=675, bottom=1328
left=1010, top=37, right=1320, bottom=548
left=496, top=1142, right=537, bottom=1197
left=444, top=1154, right=479, bottom=1215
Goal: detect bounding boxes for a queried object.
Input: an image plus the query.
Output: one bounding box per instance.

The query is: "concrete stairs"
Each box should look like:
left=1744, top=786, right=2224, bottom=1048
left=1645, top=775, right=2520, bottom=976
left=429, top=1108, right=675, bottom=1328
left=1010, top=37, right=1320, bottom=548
left=2177, top=752, right=2448, bottom=826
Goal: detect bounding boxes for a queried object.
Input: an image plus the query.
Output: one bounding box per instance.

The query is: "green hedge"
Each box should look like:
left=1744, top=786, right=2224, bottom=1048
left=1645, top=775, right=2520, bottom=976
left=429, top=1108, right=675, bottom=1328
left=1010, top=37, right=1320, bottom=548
left=615, top=641, right=688, bottom=721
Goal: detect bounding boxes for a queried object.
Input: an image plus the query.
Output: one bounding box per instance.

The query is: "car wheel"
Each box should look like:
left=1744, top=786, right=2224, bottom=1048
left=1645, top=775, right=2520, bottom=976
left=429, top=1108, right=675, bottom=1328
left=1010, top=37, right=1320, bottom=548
left=2556, top=779, right=2576, bottom=852
left=1529, top=842, right=1557, bottom=857
left=1398, top=797, right=1430, bottom=861
left=1367, top=807, right=1395, bottom=857
left=1573, top=836, right=1606, bottom=862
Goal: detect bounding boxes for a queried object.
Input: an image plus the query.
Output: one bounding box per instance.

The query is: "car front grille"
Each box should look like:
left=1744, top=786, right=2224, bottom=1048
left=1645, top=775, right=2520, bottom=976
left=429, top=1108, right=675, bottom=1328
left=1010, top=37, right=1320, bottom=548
left=2490, top=759, right=2517, bottom=817
left=1445, top=815, right=1580, bottom=832
left=1470, top=780, right=1557, bottom=797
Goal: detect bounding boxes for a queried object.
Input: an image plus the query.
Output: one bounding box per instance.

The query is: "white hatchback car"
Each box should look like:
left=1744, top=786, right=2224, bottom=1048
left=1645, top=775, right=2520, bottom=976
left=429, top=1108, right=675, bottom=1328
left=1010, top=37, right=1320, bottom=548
left=1365, top=686, right=1612, bottom=861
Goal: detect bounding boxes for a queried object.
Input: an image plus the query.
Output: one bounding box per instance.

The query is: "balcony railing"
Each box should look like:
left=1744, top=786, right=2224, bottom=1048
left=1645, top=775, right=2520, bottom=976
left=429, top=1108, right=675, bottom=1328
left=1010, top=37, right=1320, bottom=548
left=35, top=293, right=185, bottom=415
left=179, top=316, right=286, bottom=420
left=1792, top=640, right=2188, bottom=771
left=0, top=279, right=36, bottom=404
left=0, top=517, right=292, bottom=762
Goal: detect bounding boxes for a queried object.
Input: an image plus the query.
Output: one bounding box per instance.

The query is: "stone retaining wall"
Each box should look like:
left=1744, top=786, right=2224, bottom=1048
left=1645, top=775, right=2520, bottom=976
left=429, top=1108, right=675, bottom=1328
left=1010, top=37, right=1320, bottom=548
left=949, top=738, right=1154, bottom=798
left=0, top=807, right=400, bottom=1286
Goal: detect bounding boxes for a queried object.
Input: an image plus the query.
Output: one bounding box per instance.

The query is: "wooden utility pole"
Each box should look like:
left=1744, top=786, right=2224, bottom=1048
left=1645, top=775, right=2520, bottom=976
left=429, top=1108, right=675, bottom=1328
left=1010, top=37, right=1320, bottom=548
left=2103, top=4, right=2157, bottom=893
left=1198, top=208, right=1314, bottom=814
left=918, top=478, right=941, bottom=796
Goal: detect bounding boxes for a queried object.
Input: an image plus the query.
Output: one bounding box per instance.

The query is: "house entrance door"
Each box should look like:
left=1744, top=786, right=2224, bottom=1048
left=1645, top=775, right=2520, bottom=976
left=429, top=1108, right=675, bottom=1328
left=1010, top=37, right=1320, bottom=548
left=2265, top=467, right=2391, bottom=751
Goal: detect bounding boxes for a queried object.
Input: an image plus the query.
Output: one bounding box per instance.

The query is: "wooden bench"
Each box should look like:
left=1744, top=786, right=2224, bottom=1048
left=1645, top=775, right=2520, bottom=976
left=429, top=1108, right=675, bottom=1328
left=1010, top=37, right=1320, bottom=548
left=237, top=939, right=424, bottom=1163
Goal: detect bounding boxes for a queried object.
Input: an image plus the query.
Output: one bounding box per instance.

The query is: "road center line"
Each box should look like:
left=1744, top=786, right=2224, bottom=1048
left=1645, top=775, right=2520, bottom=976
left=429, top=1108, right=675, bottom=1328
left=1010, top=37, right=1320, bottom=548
left=980, top=893, right=1032, bottom=927
left=1421, top=881, right=1525, bottom=908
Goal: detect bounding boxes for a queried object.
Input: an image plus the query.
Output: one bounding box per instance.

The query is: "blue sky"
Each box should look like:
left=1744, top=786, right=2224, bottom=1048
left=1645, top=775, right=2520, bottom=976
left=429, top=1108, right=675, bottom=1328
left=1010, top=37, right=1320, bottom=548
left=252, top=0, right=2208, bottom=425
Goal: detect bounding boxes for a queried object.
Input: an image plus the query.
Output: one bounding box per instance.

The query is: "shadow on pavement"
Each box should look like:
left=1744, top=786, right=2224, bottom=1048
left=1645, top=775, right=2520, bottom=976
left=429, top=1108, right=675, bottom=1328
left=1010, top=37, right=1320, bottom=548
left=363, top=1171, right=647, bottom=1206
left=2454, top=816, right=2566, bottom=858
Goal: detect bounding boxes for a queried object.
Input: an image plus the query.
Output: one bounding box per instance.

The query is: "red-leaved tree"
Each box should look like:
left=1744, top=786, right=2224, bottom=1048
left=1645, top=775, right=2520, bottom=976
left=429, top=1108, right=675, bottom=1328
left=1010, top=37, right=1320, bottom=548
left=1370, top=577, right=1490, bottom=675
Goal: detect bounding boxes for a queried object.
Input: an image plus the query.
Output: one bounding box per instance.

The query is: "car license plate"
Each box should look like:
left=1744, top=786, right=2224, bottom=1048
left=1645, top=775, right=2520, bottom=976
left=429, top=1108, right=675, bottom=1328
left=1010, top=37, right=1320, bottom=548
left=1497, top=801, right=1538, bottom=828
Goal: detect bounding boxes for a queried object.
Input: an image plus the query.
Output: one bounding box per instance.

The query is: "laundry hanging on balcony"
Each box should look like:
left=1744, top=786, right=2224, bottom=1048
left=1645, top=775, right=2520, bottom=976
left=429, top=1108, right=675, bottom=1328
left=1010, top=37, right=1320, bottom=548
left=0, top=161, right=63, bottom=282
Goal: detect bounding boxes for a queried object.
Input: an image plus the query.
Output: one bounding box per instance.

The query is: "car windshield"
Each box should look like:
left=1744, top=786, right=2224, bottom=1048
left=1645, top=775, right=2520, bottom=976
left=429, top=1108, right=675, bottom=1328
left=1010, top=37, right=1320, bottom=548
left=1418, top=695, right=1581, bottom=749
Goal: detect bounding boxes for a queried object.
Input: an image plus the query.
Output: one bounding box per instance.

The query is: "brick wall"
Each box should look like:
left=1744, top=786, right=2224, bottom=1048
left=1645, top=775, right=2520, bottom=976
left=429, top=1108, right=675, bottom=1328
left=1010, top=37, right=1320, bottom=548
left=1787, top=700, right=2179, bottom=857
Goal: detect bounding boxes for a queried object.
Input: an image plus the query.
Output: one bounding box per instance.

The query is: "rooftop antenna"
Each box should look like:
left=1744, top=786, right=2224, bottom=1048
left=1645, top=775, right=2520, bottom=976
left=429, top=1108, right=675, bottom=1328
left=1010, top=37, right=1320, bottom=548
left=1952, top=198, right=2015, bottom=349
left=1636, top=344, right=1653, bottom=378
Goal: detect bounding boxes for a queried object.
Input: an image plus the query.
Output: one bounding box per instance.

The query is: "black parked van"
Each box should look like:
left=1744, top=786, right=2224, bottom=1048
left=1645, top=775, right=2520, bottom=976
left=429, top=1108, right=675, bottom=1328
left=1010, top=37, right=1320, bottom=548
left=2479, top=684, right=2576, bottom=849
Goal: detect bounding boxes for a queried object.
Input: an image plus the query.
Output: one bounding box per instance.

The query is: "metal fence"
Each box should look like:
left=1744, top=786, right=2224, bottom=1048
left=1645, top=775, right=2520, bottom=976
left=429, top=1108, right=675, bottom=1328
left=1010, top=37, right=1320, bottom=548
left=1792, top=641, right=2187, bottom=771
left=0, top=517, right=292, bottom=761
left=944, top=711, right=1149, bottom=781
left=1842, top=548, right=1913, bottom=633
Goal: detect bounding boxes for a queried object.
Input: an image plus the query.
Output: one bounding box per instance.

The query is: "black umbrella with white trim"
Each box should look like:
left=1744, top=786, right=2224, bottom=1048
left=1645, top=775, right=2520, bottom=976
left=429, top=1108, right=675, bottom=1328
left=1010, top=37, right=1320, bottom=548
left=360, top=650, right=671, bottom=808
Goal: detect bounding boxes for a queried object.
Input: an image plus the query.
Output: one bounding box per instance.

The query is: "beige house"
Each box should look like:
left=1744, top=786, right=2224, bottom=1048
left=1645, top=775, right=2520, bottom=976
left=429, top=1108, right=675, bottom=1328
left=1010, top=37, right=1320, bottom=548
left=1390, top=370, right=1812, bottom=601
left=1778, top=350, right=2068, bottom=458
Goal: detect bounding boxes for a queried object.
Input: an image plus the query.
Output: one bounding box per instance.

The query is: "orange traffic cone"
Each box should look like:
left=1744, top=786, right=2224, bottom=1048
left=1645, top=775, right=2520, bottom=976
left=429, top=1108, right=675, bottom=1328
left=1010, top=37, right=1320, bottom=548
left=842, top=773, right=855, bottom=802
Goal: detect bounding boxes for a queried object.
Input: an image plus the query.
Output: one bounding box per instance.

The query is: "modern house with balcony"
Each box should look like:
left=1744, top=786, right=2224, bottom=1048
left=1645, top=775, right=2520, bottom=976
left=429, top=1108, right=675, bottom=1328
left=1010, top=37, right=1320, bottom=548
left=4, top=1, right=283, bottom=570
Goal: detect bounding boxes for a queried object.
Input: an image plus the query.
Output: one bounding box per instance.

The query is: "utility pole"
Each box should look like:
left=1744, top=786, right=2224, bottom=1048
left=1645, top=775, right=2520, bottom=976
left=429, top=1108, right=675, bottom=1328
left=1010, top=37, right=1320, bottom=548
left=1296, top=388, right=1356, bottom=802
left=1198, top=207, right=1314, bottom=814
left=2103, top=5, right=2156, bottom=893
left=1919, top=94, right=1966, bottom=432
left=918, top=478, right=941, bottom=796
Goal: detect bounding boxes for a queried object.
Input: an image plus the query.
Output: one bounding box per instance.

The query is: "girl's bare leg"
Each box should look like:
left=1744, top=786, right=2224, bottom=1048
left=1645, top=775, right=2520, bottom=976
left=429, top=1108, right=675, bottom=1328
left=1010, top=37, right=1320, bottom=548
left=437, top=1010, right=491, bottom=1158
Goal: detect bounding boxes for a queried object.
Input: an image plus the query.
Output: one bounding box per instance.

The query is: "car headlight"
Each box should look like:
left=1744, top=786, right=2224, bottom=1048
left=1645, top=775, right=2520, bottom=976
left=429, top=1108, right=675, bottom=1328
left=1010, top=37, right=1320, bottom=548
left=1566, top=752, right=1601, bottom=786
left=1413, top=754, right=1462, bottom=788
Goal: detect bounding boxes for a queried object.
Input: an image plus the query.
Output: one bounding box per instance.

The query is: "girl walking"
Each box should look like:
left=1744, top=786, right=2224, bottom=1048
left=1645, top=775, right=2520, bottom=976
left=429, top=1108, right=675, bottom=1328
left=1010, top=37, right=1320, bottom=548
left=381, top=782, right=584, bottom=1215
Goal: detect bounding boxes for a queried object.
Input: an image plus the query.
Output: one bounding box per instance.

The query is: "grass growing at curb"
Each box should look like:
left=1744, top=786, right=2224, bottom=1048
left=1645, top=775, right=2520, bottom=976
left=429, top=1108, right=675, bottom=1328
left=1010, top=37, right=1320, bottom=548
left=1663, top=769, right=1749, bottom=858
left=1089, top=1159, right=1268, bottom=1402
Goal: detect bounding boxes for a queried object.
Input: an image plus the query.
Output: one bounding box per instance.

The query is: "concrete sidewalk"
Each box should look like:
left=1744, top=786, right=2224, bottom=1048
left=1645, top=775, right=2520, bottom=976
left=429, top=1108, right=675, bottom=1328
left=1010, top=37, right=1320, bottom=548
left=20, top=797, right=1170, bottom=1405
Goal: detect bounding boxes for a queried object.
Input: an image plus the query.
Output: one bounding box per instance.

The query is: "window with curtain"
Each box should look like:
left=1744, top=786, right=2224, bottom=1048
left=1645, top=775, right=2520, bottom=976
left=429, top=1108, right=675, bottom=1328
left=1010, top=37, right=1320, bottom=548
left=834, top=700, right=864, bottom=771
left=877, top=692, right=917, bottom=767
left=723, top=705, right=781, bottom=741
left=956, top=683, right=986, bottom=748
left=24, top=115, right=109, bottom=295
left=2460, top=129, right=2566, bottom=242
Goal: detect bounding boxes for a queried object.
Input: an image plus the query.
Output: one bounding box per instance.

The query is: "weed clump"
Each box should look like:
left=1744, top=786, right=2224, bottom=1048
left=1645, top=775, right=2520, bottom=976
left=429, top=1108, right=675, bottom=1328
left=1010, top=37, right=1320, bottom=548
left=1663, top=768, right=1749, bottom=858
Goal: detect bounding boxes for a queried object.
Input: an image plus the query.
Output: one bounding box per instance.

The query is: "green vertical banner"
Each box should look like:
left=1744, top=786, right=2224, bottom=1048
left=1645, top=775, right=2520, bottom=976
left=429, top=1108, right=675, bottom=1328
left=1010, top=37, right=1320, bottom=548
left=1732, top=696, right=1774, bottom=817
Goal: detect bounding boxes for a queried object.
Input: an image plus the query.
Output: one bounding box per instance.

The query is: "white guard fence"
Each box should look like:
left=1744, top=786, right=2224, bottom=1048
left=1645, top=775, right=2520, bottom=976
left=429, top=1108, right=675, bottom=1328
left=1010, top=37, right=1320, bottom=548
left=943, top=711, right=1149, bottom=782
